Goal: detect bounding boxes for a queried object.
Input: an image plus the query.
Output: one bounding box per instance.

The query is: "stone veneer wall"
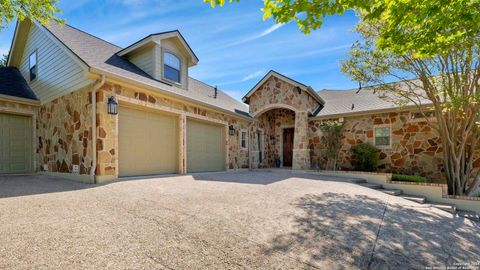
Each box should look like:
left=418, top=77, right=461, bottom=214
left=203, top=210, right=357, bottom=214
left=252, top=109, right=295, bottom=167
left=309, top=111, right=448, bottom=182
left=95, top=83, right=251, bottom=177
left=248, top=76, right=320, bottom=116
left=36, top=85, right=94, bottom=174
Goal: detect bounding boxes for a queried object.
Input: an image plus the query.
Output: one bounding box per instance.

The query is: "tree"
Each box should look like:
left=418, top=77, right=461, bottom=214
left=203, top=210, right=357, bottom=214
left=1, top=0, right=62, bottom=30
left=205, top=0, right=480, bottom=196
left=0, top=54, right=7, bottom=67
left=319, top=120, right=344, bottom=171
left=341, top=18, right=480, bottom=196
left=205, top=0, right=480, bottom=57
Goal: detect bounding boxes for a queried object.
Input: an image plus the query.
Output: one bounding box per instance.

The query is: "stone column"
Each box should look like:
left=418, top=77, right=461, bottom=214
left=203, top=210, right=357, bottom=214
left=95, top=88, right=118, bottom=181
left=293, top=111, right=310, bottom=170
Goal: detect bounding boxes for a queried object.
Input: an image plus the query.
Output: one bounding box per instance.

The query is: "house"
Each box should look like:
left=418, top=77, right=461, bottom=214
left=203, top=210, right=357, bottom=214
left=0, top=20, right=457, bottom=183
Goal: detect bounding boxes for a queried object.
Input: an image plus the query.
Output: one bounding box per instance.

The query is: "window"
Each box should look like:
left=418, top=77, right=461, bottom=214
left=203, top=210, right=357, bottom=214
left=29, top=50, right=37, bottom=81
left=163, top=52, right=180, bottom=83
left=411, top=111, right=435, bottom=120
left=375, top=126, right=391, bottom=147
left=240, top=130, right=248, bottom=149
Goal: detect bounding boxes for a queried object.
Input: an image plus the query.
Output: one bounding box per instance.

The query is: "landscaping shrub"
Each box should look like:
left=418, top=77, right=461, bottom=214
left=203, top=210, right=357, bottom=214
left=391, top=174, right=427, bottom=183
left=350, top=143, right=378, bottom=172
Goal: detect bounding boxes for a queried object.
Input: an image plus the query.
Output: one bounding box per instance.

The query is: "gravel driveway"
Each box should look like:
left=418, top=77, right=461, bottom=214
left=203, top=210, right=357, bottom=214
left=0, top=172, right=479, bottom=269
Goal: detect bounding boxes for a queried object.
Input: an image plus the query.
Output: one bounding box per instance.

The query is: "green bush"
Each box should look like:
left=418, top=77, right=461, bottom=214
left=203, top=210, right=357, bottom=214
left=392, top=174, right=427, bottom=183
left=350, top=143, right=378, bottom=172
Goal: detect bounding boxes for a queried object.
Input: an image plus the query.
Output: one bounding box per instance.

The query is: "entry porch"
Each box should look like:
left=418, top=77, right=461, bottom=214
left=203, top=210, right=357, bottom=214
left=249, top=107, right=310, bottom=170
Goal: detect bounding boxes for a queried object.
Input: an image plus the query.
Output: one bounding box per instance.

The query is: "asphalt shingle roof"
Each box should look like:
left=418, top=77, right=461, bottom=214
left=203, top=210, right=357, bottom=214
left=44, top=23, right=249, bottom=117
left=316, top=83, right=431, bottom=118
left=0, top=67, right=37, bottom=100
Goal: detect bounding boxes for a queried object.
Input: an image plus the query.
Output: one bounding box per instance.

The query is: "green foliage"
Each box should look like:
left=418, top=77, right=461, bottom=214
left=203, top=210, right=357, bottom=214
left=391, top=174, right=427, bottom=183
left=0, top=54, right=7, bottom=67
left=319, top=120, right=344, bottom=171
left=0, top=0, right=62, bottom=30
left=350, top=143, right=378, bottom=172
left=204, top=0, right=480, bottom=57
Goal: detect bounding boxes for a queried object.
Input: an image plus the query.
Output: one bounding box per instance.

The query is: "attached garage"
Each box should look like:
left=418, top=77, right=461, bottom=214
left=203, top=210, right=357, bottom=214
left=118, top=106, right=179, bottom=177
left=0, top=113, right=33, bottom=174
left=186, top=119, right=226, bottom=173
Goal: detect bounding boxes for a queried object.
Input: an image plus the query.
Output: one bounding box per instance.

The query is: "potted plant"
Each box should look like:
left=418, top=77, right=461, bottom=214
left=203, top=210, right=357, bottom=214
left=274, top=155, right=281, bottom=168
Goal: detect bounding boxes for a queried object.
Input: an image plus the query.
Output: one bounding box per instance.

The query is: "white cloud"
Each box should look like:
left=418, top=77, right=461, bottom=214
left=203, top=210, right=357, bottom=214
left=242, top=70, right=265, bottom=81
left=216, top=69, right=266, bottom=86
left=220, top=23, right=286, bottom=49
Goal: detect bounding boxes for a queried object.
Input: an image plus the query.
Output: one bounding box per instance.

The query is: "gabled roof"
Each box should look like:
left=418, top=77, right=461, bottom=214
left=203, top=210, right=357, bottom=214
left=242, top=70, right=325, bottom=105
left=0, top=67, right=38, bottom=100
left=11, top=22, right=250, bottom=118
left=117, top=30, right=199, bottom=67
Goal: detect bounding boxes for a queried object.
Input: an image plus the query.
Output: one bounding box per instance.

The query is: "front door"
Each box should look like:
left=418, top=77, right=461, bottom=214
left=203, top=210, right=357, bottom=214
left=283, top=128, right=294, bottom=167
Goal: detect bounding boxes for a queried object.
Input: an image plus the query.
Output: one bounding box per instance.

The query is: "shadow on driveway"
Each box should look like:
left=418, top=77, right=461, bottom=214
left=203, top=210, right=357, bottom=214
left=191, top=171, right=363, bottom=185
left=262, top=192, right=480, bottom=269
left=0, top=174, right=94, bottom=199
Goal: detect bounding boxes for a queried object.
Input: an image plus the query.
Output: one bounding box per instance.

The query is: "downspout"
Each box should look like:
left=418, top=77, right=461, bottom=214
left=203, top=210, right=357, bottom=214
left=90, top=75, right=106, bottom=183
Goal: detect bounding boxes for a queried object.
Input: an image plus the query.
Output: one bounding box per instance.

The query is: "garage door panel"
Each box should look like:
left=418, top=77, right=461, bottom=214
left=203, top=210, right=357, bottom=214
left=119, top=106, right=179, bottom=177
left=0, top=113, right=32, bottom=174
left=187, top=119, right=225, bottom=173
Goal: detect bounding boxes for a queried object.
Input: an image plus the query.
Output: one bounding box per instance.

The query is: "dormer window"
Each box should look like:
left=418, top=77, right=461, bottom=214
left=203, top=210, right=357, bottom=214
left=163, top=52, right=181, bottom=83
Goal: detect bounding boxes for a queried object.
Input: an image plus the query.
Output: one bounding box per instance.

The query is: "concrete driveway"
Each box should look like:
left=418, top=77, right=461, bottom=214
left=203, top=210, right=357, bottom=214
left=0, top=172, right=478, bottom=269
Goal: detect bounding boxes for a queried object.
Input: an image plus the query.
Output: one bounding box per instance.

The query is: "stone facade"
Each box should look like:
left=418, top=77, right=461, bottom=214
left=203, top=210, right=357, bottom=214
left=30, top=73, right=478, bottom=183
left=309, top=111, right=449, bottom=181
left=36, top=85, right=94, bottom=175
left=247, top=76, right=320, bottom=116
left=95, top=83, right=251, bottom=178
left=247, top=75, right=318, bottom=169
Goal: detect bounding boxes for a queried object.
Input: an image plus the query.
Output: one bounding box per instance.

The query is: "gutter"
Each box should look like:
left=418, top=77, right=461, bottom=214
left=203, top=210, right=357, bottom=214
left=90, top=75, right=106, bottom=183
left=310, top=103, right=434, bottom=120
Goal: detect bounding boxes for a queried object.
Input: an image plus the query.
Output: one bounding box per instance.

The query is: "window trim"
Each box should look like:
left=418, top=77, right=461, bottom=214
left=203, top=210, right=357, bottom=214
left=162, top=50, right=181, bottom=84
left=29, top=49, right=38, bottom=82
left=239, top=129, right=248, bottom=150
left=373, top=124, right=392, bottom=148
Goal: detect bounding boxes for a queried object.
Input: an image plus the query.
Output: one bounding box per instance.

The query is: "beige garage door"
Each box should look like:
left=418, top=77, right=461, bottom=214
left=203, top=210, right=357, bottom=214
left=119, top=106, right=178, bottom=177
left=0, top=113, right=32, bottom=174
left=187, top=119, right=225, bottom=173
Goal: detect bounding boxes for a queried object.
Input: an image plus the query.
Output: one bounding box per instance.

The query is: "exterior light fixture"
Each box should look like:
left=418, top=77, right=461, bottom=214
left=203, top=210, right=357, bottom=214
left=229, top=125, right=235, bottom=136
left=107, top=96, right=118, bottom=115
left=270, top=135, right=275, bottom=145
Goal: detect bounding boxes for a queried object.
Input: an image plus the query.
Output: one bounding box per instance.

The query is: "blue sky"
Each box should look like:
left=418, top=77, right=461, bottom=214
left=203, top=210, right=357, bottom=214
left=0, top=0, right=360, bottom=100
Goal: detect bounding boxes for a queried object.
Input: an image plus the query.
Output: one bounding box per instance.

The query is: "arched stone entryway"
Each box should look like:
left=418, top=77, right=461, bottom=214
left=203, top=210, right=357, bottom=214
left=244, top=71, right=324, bottom=170
left=249, top=105, right=311, bottom=170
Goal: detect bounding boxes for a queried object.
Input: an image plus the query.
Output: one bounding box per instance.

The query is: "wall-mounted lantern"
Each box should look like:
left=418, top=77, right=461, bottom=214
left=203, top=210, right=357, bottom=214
left=107, top=96, right=118, bottom=115
left=270, top=135, right=275, bottom=145
left=228, top=125, right=235, bottom=136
